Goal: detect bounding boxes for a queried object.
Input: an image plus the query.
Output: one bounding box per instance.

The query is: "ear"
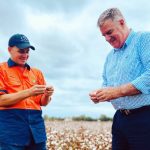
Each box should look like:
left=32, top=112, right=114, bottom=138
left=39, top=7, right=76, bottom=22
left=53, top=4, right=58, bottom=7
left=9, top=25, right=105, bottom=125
left=119, top=19, right=125, bottom=26
left=8, top=47, right=12, bottom=53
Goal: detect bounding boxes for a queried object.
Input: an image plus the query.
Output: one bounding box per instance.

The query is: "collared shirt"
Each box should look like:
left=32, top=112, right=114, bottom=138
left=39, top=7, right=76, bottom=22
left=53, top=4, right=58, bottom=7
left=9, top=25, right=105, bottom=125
left=102, top=30, right=150, bottom=110
left=0, top=59, right=47, bottom=145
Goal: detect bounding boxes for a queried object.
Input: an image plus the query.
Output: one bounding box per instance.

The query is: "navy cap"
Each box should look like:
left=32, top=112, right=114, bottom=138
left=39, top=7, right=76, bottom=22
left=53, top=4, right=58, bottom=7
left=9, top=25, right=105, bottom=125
left=8, top=34, right=35, bottom=50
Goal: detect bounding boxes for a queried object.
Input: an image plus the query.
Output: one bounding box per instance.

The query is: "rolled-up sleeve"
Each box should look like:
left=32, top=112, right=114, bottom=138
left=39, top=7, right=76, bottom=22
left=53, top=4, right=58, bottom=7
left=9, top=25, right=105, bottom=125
left=131, top=33, right=150, bottom=94
left=0, top=67, right=8, bottom=95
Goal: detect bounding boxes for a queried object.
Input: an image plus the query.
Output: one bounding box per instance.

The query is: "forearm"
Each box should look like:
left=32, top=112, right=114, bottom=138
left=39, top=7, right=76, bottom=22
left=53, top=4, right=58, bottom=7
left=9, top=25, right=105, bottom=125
left=119, top=83, right=141, bottom=97
left=109, top=83, right=141, bottom=100
left=0, top=89, right=31, bottom=107
left=40, top=95, right=51, bottom=106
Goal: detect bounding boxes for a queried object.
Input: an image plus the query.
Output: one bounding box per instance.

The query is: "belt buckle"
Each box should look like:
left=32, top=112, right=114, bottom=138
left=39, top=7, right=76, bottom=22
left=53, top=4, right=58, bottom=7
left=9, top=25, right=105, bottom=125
left=120, top=109, right=130, bottom=115
left=124, top=109, right=130, bottom=115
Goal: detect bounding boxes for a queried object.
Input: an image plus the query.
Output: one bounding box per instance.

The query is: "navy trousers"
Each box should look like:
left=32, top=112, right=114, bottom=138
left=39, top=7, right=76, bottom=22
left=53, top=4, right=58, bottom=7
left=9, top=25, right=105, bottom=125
left=112, top=108, right=150, bottom=150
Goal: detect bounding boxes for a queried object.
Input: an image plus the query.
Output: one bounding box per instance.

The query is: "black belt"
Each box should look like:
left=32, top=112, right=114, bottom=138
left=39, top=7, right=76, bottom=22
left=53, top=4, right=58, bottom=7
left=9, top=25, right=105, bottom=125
left=119, top=105, right=150, bottom=116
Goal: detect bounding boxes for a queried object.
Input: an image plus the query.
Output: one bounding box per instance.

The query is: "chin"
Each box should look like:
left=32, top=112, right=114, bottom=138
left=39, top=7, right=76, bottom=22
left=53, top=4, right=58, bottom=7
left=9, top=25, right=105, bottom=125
left=20, top=64, right=26, bottom=66
left=110, top=42, right=120, bottom=49
left=111, top=45, right=117, bottom=48
left=112, top=44, right=120, bottom=49
left=113, top=46, right=120, bottom=49
left=18, top=62, right=26, bottom=66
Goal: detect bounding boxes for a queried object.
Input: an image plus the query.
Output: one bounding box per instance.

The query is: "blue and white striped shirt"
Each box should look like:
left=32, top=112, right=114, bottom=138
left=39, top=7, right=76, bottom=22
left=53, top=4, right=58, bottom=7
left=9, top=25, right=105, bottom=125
left=103, top=30, right=150, bottom=110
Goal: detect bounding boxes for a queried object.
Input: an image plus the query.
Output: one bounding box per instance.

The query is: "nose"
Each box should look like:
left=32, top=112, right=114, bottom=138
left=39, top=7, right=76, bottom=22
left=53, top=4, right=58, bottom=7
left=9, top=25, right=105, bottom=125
left=21, top=52, right=29, bottom=58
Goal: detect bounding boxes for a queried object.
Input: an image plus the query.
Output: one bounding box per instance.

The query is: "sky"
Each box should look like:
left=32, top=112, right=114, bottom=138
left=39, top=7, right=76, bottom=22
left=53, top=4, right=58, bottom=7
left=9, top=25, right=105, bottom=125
left=1, top=0, right=150, bottom=118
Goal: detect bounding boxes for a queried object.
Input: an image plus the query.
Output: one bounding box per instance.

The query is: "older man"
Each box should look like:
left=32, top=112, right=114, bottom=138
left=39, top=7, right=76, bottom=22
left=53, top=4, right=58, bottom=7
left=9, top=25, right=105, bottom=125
left=90, top=8, right=150, bottom=150
left=0, top=34, right=54, bottom=150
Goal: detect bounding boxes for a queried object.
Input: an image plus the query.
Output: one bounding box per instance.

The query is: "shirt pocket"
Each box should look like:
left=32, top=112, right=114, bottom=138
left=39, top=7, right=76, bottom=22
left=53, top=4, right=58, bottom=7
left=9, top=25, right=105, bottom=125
left=6, top=75, right=21, bottom=87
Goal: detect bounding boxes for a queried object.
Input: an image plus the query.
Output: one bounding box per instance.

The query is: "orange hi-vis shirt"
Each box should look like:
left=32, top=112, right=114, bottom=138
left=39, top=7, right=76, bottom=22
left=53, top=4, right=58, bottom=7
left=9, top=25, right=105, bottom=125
left=0, top=59, right=46, bottom=110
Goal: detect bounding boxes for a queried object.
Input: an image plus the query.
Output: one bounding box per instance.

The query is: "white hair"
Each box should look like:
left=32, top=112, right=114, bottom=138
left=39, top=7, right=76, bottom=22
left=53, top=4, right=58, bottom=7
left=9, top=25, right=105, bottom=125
left=97, top=8, right=125, bottom=27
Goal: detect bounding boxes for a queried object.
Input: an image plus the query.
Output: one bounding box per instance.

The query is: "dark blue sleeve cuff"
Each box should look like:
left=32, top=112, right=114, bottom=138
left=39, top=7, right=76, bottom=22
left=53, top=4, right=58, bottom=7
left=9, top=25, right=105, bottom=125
left=0, top=90, right=8, bottom=94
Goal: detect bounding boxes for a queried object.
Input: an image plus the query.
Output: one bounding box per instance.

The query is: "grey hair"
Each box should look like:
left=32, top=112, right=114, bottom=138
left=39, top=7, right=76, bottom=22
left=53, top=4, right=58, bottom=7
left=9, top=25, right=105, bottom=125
left=97, top=8, right=124, bottom=27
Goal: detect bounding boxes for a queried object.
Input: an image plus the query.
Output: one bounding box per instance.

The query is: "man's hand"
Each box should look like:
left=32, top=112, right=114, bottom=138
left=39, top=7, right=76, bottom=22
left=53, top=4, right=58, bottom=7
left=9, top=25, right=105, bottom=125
left=95, top=87, right=121, bottom=102
left=28, top=85, right=47, bottom=96
left=89, top=87, right=121, bottom=103
left=44, top=86, right=54, bottom=97
left=40, top=86, right=54, bottom=106
left=89, top=90, right=99, bottom=104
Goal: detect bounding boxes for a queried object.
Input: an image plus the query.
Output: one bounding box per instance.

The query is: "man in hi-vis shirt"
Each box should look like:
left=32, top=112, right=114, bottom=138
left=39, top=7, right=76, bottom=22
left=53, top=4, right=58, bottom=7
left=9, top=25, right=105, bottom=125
left=0, top=34, right=54, bottom=150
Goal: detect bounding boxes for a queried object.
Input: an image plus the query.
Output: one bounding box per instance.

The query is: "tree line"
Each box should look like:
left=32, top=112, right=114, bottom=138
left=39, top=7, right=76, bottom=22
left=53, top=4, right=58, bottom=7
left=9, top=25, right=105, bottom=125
left=44, top=114, right=112, bottom=122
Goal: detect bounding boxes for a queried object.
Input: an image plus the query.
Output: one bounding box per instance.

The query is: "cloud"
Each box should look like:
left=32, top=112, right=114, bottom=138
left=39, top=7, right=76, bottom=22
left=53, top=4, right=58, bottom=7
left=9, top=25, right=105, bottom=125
left=1, top=0, right=150, bottom=118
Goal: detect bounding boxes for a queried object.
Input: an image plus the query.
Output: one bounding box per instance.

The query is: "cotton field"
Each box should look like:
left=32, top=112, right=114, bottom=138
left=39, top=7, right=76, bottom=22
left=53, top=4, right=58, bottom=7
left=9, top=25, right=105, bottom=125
left=46, top=121, right=112, bottom=150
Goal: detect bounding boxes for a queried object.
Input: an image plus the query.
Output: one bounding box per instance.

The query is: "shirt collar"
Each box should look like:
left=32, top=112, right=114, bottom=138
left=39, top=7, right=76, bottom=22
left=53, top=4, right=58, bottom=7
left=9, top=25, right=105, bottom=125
left=7, top=58, right=30, bottom=70
left=114, top=29, right=135, bottom=52
left=125, top=30, right=135, bottom=46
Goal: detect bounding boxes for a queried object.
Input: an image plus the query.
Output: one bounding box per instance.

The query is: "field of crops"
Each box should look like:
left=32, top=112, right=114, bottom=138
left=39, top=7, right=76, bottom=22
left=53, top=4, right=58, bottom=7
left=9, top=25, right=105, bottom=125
left=46, top=121, right=112, bottom=150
